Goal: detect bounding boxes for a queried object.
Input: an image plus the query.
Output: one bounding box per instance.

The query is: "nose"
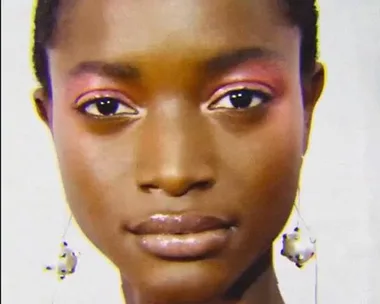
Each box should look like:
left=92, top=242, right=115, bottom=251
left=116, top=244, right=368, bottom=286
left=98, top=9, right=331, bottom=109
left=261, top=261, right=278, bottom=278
left=139, top=166, right=214, bottom=197
left=134, top=101, right=216, bottom=197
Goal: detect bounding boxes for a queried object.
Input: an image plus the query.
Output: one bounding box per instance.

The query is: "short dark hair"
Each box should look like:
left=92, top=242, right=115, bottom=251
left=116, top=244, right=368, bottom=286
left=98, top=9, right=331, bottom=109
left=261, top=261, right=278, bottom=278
left=32, top=0, right=319, bottom=97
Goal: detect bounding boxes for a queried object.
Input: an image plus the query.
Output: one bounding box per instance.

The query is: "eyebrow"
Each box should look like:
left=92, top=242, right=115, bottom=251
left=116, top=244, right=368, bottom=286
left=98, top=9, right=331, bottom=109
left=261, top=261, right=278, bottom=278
left=205, top=47, right=284, bottom=74
left=68, top=61, right=140, bottom=81
left=67, top=47, right=282, bottom=81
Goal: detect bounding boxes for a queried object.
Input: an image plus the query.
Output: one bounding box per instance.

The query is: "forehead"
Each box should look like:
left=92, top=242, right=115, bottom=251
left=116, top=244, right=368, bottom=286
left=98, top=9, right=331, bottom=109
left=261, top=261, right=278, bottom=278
left=51, top=0, right=300, bottom=74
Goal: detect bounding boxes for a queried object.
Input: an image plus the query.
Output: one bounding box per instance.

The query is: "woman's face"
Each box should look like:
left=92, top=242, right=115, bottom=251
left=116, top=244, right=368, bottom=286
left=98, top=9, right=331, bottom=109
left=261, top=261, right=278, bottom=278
left=37, top=0, right=323, bottom=302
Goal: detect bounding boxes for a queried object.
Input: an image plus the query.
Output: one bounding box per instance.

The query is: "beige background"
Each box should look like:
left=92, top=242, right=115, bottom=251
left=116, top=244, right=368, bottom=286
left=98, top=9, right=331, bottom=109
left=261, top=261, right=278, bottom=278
left=2, top=1, right=380, bottom=303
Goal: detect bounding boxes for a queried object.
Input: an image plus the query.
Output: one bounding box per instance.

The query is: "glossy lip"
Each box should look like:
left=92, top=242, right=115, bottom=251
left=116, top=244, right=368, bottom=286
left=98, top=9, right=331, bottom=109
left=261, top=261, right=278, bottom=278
left=126, top=213, right=236, bottom=259
left=128, top=213, right=234, bottom=235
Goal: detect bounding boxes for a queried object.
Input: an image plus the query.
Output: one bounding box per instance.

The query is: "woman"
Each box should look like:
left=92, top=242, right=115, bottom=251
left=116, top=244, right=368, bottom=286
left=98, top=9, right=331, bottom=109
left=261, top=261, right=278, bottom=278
left=32, top=0, right=325, bottom=303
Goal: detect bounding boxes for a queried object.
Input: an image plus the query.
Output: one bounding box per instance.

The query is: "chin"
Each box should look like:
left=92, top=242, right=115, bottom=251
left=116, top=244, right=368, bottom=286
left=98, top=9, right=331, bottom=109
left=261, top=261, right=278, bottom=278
left=124, top=259, right=232, bottom=303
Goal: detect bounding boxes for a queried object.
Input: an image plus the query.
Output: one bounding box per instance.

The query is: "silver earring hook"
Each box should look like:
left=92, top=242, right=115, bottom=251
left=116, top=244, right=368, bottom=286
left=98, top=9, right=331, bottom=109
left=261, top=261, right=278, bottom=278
left=62, top=214, right=73, bottom=242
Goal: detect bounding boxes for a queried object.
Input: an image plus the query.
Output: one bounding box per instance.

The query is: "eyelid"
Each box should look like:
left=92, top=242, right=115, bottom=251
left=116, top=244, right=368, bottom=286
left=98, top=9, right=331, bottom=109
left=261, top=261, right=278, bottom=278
left=204, top=82, right=274, bottom=108
left=74, top=89, right=138, bottom=109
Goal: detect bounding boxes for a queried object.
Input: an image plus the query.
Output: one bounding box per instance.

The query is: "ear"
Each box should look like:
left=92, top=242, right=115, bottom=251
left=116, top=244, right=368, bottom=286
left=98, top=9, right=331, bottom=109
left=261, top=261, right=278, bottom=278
left=302, top=62, right=325, bottom=154
left=33, top=88, right=52, bottom=129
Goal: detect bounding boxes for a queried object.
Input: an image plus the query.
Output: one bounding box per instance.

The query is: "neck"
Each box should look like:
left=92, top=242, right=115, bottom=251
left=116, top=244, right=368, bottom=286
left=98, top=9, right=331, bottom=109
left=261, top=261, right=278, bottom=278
left=121, top=249, right=284, bottom=304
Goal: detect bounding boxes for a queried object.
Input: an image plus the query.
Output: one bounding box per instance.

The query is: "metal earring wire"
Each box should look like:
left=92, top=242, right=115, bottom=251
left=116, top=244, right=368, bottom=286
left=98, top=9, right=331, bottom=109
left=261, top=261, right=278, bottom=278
left=281, top=188, right=319, bottom=304
left=296, top=188, right=318, bottom=304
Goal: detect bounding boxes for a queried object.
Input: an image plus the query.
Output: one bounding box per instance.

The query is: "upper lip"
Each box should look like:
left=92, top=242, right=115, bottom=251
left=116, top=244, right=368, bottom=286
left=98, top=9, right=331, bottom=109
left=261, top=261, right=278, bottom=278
left=127, top=213, right=234, bottom=235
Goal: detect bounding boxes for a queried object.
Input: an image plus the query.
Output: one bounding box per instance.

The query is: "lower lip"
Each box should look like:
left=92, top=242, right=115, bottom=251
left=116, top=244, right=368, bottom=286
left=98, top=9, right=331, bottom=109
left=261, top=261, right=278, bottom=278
left=137, top=229, right=231, bottom=259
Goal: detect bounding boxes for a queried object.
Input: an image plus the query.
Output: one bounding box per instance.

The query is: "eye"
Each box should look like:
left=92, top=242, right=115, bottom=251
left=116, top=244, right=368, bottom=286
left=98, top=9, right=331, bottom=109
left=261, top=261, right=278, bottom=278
left=77, top=97, right=138, bottom=118
left=208, top=88, right=272, bottom=110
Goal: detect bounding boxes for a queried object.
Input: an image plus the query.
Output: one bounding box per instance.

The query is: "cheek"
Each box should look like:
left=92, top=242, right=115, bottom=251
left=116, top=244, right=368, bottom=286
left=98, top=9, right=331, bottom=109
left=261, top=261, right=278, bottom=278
left=51, top=103, right=135, bottom=245
left=216, top=92, right=304, bottom=244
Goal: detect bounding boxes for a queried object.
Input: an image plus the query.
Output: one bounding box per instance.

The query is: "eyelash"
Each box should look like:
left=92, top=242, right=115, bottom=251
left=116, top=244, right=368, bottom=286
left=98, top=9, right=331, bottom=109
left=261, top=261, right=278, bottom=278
left=75, top=93, right=139, bottom=119
left=207, top=85, right=273, bottom=111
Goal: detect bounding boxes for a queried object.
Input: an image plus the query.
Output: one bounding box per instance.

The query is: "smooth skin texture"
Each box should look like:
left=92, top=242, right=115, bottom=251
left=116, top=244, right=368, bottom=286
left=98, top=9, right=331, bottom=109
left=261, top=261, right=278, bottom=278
left=34, top=0, right=324, bottom=303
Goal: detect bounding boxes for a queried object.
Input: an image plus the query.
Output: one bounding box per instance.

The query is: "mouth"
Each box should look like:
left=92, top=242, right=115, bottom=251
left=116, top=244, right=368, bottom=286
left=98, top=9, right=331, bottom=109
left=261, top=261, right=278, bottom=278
left=125, top=213, right=236, bottom=259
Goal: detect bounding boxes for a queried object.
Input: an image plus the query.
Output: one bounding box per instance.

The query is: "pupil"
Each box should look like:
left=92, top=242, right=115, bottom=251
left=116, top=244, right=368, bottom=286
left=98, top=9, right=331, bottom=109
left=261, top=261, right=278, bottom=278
left=229, top=89, right=254, bottom=108
left=96, top=98, right=119, bottom=116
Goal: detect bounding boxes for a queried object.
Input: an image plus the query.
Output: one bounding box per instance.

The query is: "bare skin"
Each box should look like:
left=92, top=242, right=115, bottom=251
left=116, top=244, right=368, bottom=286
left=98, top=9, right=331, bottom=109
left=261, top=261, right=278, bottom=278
left=34, top=0, right=324, bottom=303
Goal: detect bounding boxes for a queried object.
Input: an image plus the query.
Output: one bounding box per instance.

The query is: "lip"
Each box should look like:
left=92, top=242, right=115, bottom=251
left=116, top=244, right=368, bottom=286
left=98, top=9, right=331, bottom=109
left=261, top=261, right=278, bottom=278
left=128, top=213, right=233, bottom=235
left=126, top=213, right=235, bottom=259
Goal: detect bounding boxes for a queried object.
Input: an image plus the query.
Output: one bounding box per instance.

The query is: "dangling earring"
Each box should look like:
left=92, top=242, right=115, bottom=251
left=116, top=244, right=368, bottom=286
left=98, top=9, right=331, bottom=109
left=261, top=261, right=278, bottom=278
left=281, top=188, right=317, bottom=268
left=44, top=214, right=81, bottom=281
left=280, top=157, right=319, bottom=304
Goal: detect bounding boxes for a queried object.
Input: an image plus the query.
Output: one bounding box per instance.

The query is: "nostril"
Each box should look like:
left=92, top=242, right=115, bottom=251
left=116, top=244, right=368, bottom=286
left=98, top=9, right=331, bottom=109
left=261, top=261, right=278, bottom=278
left=140, top=184, right=160, bottom=193
left=138, top=177, right=214, bottom=196
left=191, top=180, right=214, bottom=191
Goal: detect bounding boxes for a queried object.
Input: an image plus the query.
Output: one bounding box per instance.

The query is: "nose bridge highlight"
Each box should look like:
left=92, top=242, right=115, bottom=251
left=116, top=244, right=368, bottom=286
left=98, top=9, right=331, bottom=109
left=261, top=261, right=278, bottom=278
left=135, top=101, right=215, bottom=196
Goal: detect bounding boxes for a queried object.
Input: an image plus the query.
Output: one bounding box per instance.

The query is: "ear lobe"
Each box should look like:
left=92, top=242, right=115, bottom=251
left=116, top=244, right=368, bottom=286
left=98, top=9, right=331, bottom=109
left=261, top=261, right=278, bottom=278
left=302, top=62, right=326, bottom=154
left=33, top=88, right=52, bottom=127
